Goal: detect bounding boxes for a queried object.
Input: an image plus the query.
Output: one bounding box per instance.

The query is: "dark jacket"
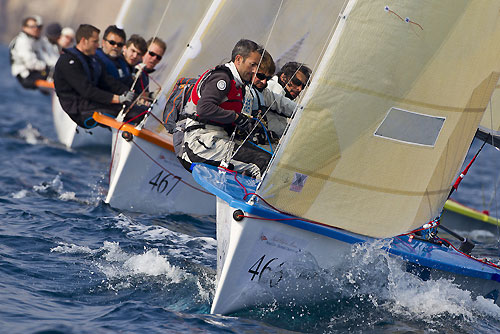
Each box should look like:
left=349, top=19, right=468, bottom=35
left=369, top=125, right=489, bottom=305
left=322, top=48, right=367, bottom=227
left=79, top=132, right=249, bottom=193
left=53, top=47, right=128, bottom=125
left=95, top=48, right=131, bottom=88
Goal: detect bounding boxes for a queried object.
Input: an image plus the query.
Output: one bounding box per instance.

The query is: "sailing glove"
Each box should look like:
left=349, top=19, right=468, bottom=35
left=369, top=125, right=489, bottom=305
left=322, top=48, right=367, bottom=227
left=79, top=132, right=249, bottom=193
left=119, top=91, right=136, bottom=104
left=234, top=113, right=252, bottom=134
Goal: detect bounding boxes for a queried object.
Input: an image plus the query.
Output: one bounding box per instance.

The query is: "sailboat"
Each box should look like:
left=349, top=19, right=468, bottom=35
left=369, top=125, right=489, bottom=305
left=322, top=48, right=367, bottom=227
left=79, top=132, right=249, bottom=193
left=98, top=0, right=218, bottom=215
left=190, top=0, right=500, bottom=314
left=101, top=0, right=346, bottom=214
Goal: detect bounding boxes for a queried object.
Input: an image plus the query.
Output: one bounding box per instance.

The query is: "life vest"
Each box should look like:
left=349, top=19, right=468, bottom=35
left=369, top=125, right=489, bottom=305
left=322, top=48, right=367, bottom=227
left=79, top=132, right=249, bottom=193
left=189, top=65, right=244, bottom=118
left=64, top=47, right=102, bottom=86
left=95, top=48, right=131, bottom=83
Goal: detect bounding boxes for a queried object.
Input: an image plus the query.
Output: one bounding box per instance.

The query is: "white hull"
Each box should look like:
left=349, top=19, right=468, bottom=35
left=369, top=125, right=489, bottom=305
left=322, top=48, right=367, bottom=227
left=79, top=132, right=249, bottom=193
left=212, top=197, right=500, bottom=315
left=51, top=92, right=112, bottom=149
left=106, top=129, right=215, bottom=215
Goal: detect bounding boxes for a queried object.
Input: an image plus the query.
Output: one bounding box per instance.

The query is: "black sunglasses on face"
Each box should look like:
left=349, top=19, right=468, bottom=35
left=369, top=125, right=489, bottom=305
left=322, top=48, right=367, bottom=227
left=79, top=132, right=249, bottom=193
left=105, top=39, right=125, bottom=48
left=148, top=51, right=163, bottom=61
left=255, top=72, right=272, bottom=81
left=290, top=76, right=305, bottom=88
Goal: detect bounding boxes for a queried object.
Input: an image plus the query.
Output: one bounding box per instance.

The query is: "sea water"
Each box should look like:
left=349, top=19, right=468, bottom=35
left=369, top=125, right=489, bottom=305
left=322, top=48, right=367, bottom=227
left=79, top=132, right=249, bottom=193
left=1, top=44, right=500, bottom=333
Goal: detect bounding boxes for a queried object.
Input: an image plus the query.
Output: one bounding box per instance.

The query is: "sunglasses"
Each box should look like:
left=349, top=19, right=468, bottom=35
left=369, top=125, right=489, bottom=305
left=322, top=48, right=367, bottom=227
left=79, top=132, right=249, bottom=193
left=148, top=51, right=163, bottom=61
left=105, top=39, right=125, bottom=47
left=290, top=76, right=305, bottom=88
left=255, top=72, right=272, bottom=81
left=26, top=24, right=42, bottom=29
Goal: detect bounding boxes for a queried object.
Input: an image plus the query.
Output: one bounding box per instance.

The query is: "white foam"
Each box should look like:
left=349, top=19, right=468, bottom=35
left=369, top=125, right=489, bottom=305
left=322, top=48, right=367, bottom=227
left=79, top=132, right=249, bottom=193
left=33, top=174, right=64, bottom=193
left=59, top=192, right=76, bottom=201
left=17, top=123, right=47, bottom=145
left=50, top=242, right=96, bottom=254
left=113, top=214, right=217, bottom=264
left=97, top=241, right=189, bottom=284
left=346, top=240, right=500, bottom=322
left=11, top=189, right=28, bottom=199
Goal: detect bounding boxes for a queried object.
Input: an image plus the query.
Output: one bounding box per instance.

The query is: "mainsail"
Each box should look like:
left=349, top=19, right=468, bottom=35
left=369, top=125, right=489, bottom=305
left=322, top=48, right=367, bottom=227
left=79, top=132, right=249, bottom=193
left=258, top=0, right=500, bottom=238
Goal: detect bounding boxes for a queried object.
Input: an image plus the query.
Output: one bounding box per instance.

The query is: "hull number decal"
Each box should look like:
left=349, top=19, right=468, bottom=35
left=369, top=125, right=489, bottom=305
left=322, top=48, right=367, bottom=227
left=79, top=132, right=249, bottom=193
left=248, top=254, right=283, bottom=287
left=149, top=170, right=182, bottom=196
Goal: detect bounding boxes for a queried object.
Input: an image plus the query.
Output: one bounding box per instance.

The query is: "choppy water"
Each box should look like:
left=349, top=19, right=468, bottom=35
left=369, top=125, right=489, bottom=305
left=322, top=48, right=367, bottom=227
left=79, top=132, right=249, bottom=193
left=1, top=44, right=500, bottom=333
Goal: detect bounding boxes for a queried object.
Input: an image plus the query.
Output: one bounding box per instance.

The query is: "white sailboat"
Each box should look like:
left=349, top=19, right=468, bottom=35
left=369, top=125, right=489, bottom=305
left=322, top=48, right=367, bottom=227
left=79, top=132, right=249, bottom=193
left=103, top=0, right=346, bottom=215
left=101, top=0, right=218, bottom=215
left=190, top=0, right=500, bottom=315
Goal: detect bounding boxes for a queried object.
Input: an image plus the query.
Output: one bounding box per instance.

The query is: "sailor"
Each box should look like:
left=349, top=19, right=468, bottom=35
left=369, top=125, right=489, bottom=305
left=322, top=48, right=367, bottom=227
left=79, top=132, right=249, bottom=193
left=243, top=50, right=297, bottom=146
left=266, top=61, right=311, bottom=138
left=176, top=39, right=271, bottom=178
left=133, top=37, right=167, bottom=99
left=9, top=15, right=59, bottom=89
left=95, top=25, right=131, bottom=87
left=58, top=27, right=75, bottom=49
left=53, top=24, right=141, bottom=128
left=45, top=22, right=62, bottom=55
left=122, top=34, right=147, bottom=94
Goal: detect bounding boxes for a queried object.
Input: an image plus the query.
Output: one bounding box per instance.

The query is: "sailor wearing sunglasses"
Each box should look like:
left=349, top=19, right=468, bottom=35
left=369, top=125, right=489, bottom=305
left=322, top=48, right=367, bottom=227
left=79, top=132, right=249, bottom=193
left=266, top=61, right=311, bottom=138
left=131, top=37, right=167, bottom=100
left=95, top=25, right=131, bottom=86
left=243, top=50, right=298, bottom=147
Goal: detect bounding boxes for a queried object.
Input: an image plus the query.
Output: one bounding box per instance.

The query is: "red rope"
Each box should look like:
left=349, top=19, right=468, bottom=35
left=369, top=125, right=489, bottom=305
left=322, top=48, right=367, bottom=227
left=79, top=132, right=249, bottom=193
left=438, top=237, right=500, bottom=270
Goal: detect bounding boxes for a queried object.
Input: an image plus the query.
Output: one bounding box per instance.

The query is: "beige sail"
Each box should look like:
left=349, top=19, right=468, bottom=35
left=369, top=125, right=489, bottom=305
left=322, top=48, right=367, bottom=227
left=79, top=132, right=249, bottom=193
left=479, top=86, right=500, bottom=139
left=258, top=0, right=500, bottom=238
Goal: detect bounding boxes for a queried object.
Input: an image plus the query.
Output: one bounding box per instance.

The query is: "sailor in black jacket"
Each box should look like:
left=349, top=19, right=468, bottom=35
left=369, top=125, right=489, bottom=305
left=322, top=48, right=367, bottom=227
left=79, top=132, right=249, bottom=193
left=53, top=24, right=139, bottom=128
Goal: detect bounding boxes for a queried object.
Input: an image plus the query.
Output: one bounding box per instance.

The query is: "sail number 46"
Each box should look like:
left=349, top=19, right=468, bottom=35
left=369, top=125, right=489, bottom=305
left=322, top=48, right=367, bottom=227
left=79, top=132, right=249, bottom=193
left=248, top=254, right=283, bottom=287
left=149, top=170, right=181, bottom=196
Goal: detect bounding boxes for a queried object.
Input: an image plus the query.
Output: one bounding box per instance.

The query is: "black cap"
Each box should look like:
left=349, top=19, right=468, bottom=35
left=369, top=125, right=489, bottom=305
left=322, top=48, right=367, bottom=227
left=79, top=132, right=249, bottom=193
left=46, top=22, right=62, bottom=38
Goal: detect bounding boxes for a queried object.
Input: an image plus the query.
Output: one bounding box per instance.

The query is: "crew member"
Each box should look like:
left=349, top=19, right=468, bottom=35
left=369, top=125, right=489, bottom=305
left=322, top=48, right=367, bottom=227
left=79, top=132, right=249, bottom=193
left=176, top=39, right=271, bottom=178
left=53, top=24, right=141, bottom=128
left=9, top=15, right=58, bottom=89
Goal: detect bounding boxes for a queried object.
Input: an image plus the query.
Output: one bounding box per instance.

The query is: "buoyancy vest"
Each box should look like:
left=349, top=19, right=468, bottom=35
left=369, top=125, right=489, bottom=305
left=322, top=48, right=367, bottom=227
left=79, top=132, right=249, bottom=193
left=95, top=49, right=131, bottom=83
left=189, top=65, right=244, bottom=118
left=64, top=47, right=102, bottom=86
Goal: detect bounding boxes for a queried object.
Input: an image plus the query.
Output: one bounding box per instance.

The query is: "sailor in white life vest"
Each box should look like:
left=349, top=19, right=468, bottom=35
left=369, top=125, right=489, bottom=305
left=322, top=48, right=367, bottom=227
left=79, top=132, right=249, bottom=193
left=177, top=39, right=271, bottom=178
left=9, top=15, right=59, bottom=89
left=242, top=49, right=298, bottom=147
left=266, top=61, right=312, bottom=138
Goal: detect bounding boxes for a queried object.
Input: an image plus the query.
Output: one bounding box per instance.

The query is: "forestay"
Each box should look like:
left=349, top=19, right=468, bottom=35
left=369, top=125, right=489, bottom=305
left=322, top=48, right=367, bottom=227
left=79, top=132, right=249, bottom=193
left=258, top=0, right=500, bottom=238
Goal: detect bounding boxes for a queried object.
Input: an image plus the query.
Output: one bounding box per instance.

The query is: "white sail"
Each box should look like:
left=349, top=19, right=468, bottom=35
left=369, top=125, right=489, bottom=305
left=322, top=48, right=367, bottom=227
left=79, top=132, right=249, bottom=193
left=144, top=0, right=348, bottom=136
left=116, top=0, right=213, bottom=83
left=258, top=0, right=500, bottom=238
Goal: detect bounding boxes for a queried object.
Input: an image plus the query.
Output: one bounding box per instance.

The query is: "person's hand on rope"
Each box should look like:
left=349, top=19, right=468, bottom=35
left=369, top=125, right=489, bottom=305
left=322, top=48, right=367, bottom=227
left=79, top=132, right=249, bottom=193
left=119, top=90, right=137, bottom=105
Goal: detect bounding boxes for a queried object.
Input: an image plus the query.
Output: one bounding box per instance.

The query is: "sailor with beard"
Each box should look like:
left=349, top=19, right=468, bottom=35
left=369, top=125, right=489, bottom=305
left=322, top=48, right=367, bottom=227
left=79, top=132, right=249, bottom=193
left=266, top=61, right=311, bottom=138
left=243, top=51, right=299, bottom=146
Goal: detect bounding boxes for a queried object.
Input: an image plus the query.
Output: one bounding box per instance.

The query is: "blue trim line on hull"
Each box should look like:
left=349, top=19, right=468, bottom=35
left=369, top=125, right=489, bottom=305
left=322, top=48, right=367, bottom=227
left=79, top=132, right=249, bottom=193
left=192, top=164, right=500, bottom=282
